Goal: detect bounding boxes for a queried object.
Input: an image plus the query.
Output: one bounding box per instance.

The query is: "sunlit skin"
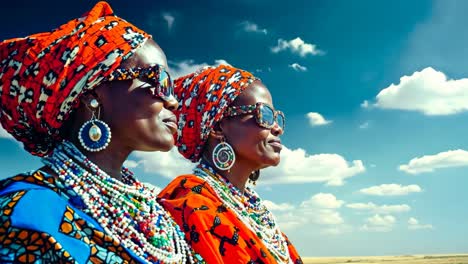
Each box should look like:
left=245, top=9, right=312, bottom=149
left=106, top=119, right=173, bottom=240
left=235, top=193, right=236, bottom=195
left=45, top=39, right=178, bottom=181
left=202, top=80, right=284, bottom=190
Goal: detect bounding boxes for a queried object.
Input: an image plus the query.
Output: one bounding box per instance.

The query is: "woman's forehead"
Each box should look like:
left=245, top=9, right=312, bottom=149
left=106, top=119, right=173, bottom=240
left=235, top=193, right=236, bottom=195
left=234, top=81, right=273, bottom=106
left=123, top=39, right=168, bottom=69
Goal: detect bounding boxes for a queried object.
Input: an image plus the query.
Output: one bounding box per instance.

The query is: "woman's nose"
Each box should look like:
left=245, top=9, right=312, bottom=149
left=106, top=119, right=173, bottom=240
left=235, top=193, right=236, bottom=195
left=163, top=96, right=179, bottom=111
left=271, top=121, right=283, bottom=136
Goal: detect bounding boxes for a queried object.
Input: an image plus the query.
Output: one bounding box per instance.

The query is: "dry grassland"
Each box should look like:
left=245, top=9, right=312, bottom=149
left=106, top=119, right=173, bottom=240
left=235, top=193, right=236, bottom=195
left=302, top=254, right=468, bottom=264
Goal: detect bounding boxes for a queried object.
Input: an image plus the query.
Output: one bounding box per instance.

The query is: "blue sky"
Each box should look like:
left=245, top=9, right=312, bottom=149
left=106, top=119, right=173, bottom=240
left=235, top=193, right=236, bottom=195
left=1, top=0, right=467, bottom=257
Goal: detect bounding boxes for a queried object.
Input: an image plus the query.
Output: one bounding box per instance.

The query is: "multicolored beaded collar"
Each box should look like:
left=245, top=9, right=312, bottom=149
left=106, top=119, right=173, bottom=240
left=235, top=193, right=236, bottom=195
left=194, top=162, right=293, bottom=264
left=42, top=141, right=201, bottom=264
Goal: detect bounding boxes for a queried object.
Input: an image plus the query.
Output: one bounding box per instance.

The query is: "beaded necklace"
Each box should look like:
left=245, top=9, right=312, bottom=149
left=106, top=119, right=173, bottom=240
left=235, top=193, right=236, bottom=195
left=42, top=141, right=196, bottom=264
left=194, top=162, right=293, bottom=264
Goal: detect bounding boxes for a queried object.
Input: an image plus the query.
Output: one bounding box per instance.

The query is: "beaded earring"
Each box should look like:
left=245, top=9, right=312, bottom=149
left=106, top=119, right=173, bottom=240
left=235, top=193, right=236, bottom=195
left=78, top=99, right=111, bottom=152
left=212, top=138, right=236, bottom=171
left=249, top=170, right=260, bottom=185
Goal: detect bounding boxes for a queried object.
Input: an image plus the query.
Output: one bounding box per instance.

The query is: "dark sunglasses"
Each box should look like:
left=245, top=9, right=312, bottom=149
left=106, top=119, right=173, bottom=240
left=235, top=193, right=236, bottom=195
left=106, top=64, right=175, bottom=102
left=224, top=102, right=285, bottom=132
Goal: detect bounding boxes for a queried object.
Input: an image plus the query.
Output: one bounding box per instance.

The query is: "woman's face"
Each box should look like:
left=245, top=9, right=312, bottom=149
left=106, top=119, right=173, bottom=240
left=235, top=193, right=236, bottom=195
left=97, top=39, right=178, bottom=152
left=220, top=80, right=284, bottom=169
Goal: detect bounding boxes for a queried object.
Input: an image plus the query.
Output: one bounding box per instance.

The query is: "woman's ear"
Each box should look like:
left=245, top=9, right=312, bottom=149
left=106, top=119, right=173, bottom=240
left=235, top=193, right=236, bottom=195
left=209, top=121, right=224, bottom=140
left=80, top=91, right=101, bottom=109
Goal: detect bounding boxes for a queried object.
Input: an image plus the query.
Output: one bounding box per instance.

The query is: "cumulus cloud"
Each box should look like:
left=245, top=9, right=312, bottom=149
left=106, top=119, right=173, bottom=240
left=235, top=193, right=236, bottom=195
left=162, top=12, right=175, bottom=31
left=123, top=160, right=139, bottom=169
left=302, top=193, right=344, bottom=209
left=408, top=217, right=434, bottom=230
left=347, top=202, right=411, bottom=214
left=261, top=146, right=365, bottom=186
left=301, top=193, right=344, bottom=225
left=361, top=214, right=396, bottom=232
left=399, top=149, right=468, bottom=174
left=0, top=126, right=13, bottom=139
left=359, top=184, right=422, bottom=196
left=359, top=121, right=370, bottom=129
left=133, top=148, right=194, bottom=179
left=263, top=200, right=294, bottom=211
left=241, top=21, right=267, bottom=34
left=306, top=112, right=332, bottom=126
left=268, top=193, right=349, bottom=234
left=271, top=37, right=324, bottom=57
left=364, top=67, right=468, bottom=115
left=132, top=145, right=364, bottom=186
left=169, top=59, right=230, bottom=78
left=289, top=63, right=307, bottom=72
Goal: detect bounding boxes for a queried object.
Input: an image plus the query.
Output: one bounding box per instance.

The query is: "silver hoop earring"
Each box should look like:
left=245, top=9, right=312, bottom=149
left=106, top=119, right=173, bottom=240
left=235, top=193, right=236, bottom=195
left=78, top=99, right=111, bottom=152
left=212, top=139, right=235, bottom=171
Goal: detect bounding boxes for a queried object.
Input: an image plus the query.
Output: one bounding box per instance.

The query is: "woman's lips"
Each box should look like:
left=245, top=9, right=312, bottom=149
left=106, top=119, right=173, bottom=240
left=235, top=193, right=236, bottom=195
left=267, top=139, right=283, bottom=151
left=162, top=117, right=178, bottom=134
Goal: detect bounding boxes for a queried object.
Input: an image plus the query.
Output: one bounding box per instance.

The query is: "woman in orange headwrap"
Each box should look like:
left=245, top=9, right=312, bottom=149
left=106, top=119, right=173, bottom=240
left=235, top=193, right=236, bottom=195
left=0, top=2, right=203, bottom=263
left=158, top=65, right=303, bottom=263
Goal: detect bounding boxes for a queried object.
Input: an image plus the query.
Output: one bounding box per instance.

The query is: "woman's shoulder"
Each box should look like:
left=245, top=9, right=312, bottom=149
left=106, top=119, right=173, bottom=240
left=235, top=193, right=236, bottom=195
left=0, top=169, right=54, bottom=195
left=158, top=174, right=220, bottom=206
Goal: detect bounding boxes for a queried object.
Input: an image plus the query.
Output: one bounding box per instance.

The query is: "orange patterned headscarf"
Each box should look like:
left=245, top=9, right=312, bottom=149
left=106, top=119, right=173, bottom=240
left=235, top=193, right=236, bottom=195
left=173, top=65, right=257, bottom=162
left=0, top=1, right=150, bottom=156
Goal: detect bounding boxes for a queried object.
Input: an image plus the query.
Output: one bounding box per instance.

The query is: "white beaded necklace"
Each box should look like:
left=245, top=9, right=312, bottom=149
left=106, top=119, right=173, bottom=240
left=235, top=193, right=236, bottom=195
left=43, top=141, right=196, bottom=264
left=194, top=163, right=293, bottom=264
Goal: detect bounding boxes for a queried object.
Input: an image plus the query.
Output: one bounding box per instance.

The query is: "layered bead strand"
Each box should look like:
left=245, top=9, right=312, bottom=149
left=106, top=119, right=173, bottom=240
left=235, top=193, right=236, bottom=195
left=42, top=141, right=195, bottom=264
left=194, top=163, right=293, bottom=264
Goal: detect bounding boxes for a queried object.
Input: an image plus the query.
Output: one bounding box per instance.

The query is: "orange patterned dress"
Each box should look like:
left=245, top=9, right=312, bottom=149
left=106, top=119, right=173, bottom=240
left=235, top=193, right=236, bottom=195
left=158, top=166, right=302, bottom=264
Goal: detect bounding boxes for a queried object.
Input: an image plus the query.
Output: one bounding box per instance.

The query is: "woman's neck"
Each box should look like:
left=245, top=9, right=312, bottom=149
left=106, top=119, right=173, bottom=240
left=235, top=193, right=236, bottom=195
left=69, top=138, right=131, bottom=181
left=201, top=156, right=257, bottom=191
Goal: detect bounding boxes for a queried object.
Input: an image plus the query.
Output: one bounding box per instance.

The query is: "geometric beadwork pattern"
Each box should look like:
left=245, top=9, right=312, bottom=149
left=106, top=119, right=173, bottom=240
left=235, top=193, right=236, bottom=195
left=158, top=175, right=304, bottom=264
left=0, top=171, right=140, bottom=263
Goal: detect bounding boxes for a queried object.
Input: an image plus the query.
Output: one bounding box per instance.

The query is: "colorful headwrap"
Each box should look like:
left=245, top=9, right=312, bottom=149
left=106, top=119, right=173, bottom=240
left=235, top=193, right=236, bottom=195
left=173, top=65, right=257, bottom=162
left=0, top=1, right=150, bottom=156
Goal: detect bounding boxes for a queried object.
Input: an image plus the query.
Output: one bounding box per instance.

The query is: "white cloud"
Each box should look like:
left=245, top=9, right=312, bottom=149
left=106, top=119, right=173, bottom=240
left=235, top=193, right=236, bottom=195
left=271, top=37, right=324, bottom=57
left=289, top=63, right=307, bottom=72
left=270, top=193, right=350, bottom=235
left=408, top=217, right=434, bottom=230
left=302, top=193, right=344, bottom=209
left=361, top=100, right=370, bottom=108
left=263, top=200, right=294, bottom=211
left=359, top=184, right=422, bottom=196
left=359, top=121, right=370, bottom=129
left=241, top=21, right=267, bottom=34
left=361, top=214, right=396, bottom=232
left=162, top=13, right=175, bottom=31
left=261, top=146, right=365, bottom=186
left=306, top=112, right=332, bottom=126
left=347, top=202, right=411, bottom=214
left=365, top=67, right=468, bottom=115
left=399, top=149, right=468, bottom=174
left=169, top=59, right=230, bottom=79
left=301, top=193, right=344, bottom=225
left=0, top=126, right=13, bottom=139
left=123, top=160, right=139, bottom=169
left=133, top=148, right=194, bottom=179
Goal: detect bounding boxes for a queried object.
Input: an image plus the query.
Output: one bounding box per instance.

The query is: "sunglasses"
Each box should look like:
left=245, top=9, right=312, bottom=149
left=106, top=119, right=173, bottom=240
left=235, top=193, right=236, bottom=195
left=224, top=102, right=285, bottom=132
left=106, top=64, right=175, bottom=102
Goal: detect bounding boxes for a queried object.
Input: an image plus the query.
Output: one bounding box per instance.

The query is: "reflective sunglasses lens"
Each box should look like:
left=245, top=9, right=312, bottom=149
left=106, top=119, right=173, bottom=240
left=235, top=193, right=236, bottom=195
left=260, top=105, right=275, bottom=127
left=277, top=113, right=285, bottom=130
left=157, top=70, right=175, bottom=99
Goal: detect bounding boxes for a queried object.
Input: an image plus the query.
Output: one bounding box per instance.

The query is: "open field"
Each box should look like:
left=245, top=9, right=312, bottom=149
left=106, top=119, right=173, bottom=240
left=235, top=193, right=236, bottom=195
left=302, top=254, right=468, bottom=264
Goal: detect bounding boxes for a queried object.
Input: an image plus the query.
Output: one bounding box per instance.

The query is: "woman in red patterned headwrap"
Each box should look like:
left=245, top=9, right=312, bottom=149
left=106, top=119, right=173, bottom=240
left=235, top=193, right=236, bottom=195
left=158, top=65, right=303, bottom=263
left=0, top=2, right=203, bottom=263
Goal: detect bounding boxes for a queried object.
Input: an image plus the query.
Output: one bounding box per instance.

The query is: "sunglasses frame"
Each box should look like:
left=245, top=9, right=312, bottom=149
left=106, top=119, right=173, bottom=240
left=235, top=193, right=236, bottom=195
left=224, top=102, right=285, bottom=131
left=106, top=64, right=175, bottom=102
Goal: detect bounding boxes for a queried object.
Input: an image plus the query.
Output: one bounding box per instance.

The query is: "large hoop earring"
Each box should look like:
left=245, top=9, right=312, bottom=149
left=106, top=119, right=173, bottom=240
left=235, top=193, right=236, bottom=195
left=78, top=99, right=111, bottom=152
left=212, top=138, right=236, bottom=171
left=249, top=170, right=260, bottom=185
